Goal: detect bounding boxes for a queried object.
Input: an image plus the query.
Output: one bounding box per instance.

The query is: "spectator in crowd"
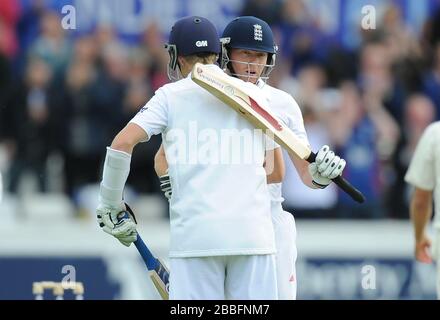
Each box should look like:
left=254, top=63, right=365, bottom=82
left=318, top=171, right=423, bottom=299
left=357, top=41, right=406, bottom=126
left=325, top=82, right=399, bottom=218
left=278, top=64, right=339, bottom=217
left=5, top=58, right=54, bottom=193
left=122, top=49, right=162, bottom=195
left=29, top=10, right=71, bottom=82
left=0, top=57, right=12, bottom=164
left=422, top=6, right=440, bottom=49
left=16, top=0, right=44, bottom=53
left=277, top=0, right=326, bottom=75
left=95, top=24, right=116, bottom=50
left=0, top=25, right=11, bottom=107
left=380, top=5, right=424, bottom=93
left=56, top=37, right=124, bottom=200
left=389, top=94, right=436, bottom=218
left=281, top=104, right=339, bottom=218
left=0, top=0, right=20, bottom=59
left=1, top=1, right=439, bottom=221
left=0, top=19, right=13, bottom=177
left=422, top=42, right=440, bottom=119
left=14, top=0, right=45, bottom=79
left=140, top=22, right=169, bottom=91
left=381, top=5, right=422, bottom=61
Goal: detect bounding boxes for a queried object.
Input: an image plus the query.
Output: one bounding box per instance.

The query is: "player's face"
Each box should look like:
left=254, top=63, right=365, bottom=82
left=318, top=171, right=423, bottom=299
left=229, top=49, right=268, bottom=84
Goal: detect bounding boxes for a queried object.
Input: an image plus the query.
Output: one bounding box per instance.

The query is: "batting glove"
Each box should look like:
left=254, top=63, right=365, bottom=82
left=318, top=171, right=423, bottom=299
left=97, top=202, right=138, bottom=247
left=308, top=145, right=346, bottom=189
left=159, top=173, right=172, bottom=200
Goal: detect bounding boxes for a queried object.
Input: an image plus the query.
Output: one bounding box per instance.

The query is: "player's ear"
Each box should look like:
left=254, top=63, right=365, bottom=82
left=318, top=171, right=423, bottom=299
left=177, top=56, right=186, bottom=69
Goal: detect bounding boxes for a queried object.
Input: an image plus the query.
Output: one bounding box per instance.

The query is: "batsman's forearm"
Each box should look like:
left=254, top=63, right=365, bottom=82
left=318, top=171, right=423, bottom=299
left=101, top=123, right=149, bottom=206
left=410, top=198, right=432, bottom=242
left=289, top=153, right=316, bottom=189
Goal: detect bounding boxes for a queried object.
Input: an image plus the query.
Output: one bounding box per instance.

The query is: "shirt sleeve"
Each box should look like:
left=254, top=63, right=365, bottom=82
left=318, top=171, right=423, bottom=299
left=265, top=95, right=308, bottom=152
left=404, top=125, right=436, bottom=191
left=129, top=87, right=169, bottom=141
left=285, top=95, right=309, bottom=146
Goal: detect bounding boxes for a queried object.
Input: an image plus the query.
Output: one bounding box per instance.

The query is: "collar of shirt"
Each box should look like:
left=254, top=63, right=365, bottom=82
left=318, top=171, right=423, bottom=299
left=256, top=78, right=266, bottom=89
left=186, top=63, right=220, bottom=79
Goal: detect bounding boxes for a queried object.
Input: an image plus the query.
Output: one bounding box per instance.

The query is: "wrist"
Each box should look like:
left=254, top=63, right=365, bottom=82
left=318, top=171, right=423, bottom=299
left=311, top=179, right=329, bottom=189
left=414, top=231, right=426, bottom=243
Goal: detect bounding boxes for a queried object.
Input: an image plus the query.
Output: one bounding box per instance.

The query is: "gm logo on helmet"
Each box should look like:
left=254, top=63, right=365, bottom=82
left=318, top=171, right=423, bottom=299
left=196, top=40, right=208, bottom=47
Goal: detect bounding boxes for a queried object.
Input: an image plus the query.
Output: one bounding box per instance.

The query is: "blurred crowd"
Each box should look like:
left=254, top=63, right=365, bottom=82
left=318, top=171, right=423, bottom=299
left=1, top=0, right=440, bottom=219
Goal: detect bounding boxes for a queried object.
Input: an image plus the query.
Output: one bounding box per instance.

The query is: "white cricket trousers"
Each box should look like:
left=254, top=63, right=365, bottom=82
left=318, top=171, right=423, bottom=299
left=272, top=209, right=297, bottom=300
left=169, top=254, right=278, bottom=300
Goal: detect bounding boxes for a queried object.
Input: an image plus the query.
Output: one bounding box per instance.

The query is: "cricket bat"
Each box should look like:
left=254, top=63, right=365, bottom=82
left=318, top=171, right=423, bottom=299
left=134, top=235, right=170, bottom=300
left=119, top=208, right=170, bottom=300
left=191, top=63, right=365, bottom=203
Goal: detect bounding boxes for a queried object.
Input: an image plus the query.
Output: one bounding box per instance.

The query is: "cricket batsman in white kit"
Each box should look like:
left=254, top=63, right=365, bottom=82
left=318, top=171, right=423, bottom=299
left=96, top=16, right=285, bottom=299
left=405, top=121, right=440, bottom=299
left=156, top=16, right=347, bottom=300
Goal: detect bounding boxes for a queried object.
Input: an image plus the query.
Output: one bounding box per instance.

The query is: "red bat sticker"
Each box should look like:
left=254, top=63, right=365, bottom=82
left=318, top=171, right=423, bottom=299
left=248, top=97, right=283, bottom=131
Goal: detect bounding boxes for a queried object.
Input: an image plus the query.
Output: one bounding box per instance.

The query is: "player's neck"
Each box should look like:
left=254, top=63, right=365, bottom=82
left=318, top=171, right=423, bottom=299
left=181, top=63, right=216, bottom=78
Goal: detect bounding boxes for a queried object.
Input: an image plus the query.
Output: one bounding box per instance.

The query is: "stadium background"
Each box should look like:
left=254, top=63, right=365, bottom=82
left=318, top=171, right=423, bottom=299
left=0, top=0, right=439, bottom=299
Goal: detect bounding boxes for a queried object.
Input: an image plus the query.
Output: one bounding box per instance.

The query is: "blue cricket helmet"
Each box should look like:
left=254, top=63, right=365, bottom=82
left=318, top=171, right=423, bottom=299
left=221, top=16, right=277, bottom=54
left=165, top=16, right=220, bottom=80
left=220, top=16, right=278, bottom=81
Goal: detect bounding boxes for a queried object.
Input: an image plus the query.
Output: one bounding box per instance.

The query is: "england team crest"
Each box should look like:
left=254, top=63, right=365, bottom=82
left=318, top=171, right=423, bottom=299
left=253, top=24, right=263, bottom=41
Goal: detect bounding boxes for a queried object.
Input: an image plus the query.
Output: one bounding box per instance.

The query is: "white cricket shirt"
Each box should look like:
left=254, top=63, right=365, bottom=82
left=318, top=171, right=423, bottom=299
left=130, top=65, right=276, bottom=257
left=405, top=122, right=440, bottom=228
left=257, top=81, right=309, bottom=212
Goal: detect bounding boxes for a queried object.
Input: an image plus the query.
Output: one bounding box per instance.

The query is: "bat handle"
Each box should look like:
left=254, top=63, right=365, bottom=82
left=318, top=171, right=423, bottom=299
left=117, top=211, right=158, bottom=270
left=307, top=152, right=365, bottom=204
left=134, top=235, right=159, bottom=271
left=332, top=175, right=365, bottom=203
left=118, top=210, right=170, bottom=299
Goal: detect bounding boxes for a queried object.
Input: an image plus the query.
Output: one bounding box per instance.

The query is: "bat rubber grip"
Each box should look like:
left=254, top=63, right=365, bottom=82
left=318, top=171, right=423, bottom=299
left=306, top=152, right=365, bottom=204
left=119, top=211, right=161, bottom=270
left=332, top=175, right=365, bottom=203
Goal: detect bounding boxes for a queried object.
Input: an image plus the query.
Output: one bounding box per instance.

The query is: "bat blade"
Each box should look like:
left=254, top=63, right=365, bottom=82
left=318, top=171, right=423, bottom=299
left=119, top=206, right=170, bottom=299
left=191, top=63, right=311, bottom=160
left=134, top=236, right=170, bottom=300
left=191, top=63, right=365, bottom=203
left=149, top=259, right=170, bottom=300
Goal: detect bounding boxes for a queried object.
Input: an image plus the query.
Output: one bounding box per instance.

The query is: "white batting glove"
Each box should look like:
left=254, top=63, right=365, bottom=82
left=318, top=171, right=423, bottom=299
left=96, top=203, right=138, bottom=247
left=308, top=145, right=346, bottom=189
left=159, top=173, right=172, bottom=200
